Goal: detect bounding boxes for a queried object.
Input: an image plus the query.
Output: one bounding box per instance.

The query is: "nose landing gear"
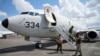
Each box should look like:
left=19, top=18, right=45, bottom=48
left=35, top=42, right=43, bottom=48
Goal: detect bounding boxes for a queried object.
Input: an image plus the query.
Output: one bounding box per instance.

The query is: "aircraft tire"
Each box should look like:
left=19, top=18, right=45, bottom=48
left=35, top=43, right=43, bottom=48
left=3, top=35, right=7, bottom=39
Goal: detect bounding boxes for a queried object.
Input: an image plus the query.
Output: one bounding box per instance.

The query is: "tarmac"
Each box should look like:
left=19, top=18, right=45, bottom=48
left=0, top=34, right=100, bottom=56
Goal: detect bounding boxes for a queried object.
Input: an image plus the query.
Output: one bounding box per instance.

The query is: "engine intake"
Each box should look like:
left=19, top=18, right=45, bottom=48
left=87, top=31, right=98, bottom=39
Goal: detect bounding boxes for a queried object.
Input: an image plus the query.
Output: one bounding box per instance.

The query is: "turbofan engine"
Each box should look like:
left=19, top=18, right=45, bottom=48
left=87, top=30, right=99, bottom=40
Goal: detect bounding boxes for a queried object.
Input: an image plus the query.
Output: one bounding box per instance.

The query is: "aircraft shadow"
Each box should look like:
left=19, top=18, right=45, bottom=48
left=0, top=41, right=56, bottom=54
left=40, top=47, right=75, bottom=54
left=0, top=44, right=35, bottom=54
left=39, top=41, right=75, bottom=54
left=40, top=48, right=75, bottom=51
left=0, top=40, right=73, bottom=54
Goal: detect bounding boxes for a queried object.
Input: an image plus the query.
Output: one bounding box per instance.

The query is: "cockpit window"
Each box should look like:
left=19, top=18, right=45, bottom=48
left=21, top=12, right=39, bottom=16
left=21, top=12, right=29, bottom=14
left=29, top=12, right=34, bottom=16
left=35, top=13, right=39, bottom=16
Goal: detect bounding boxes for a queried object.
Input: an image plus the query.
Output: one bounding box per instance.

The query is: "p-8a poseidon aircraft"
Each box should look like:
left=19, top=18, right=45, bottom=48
left=2, top=6, right=100, bottom=49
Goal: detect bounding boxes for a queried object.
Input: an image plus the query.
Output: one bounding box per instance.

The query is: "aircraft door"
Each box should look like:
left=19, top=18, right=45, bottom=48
left=44, top=6, right=55, bottom=23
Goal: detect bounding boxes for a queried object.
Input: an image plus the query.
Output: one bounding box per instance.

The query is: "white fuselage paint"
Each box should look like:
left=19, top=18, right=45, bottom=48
left=7, top=13, right=87, bottom=38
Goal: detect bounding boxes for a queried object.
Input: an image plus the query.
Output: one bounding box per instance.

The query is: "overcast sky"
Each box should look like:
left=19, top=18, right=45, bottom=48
left=0, top=0, right=100, bottom=27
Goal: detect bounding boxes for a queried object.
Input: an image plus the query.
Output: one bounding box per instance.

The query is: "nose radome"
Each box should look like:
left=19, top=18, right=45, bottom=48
left=2, top=18, right=8, bottom=28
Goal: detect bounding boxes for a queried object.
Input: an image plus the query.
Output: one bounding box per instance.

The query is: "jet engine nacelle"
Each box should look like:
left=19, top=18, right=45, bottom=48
left=87, top=30, right=99, bottom=40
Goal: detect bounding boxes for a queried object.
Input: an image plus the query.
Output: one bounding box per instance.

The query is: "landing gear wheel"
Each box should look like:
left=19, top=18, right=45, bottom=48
left=3, top=35, right=7, bottom=39
left=35, top=43, right=43, bottom=48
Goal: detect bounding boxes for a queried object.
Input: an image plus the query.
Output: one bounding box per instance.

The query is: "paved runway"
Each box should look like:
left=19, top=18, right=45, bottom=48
left=0, top=35, right=100, bottom=56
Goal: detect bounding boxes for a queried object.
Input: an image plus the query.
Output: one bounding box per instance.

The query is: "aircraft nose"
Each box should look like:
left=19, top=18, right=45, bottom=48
left=2, top=18, right=8, bottom=28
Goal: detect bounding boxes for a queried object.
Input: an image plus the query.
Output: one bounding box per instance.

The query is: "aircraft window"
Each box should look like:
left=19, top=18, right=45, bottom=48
left=29, top=12, right=34, bottom=16
left=35, top=13, right=39, bottom=16
left=21, top=12, right=39, bottom=16
left=21, top=12, right=29, bottom=14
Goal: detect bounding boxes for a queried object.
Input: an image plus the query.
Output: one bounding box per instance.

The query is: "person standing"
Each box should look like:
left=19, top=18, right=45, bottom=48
left=73, top=33, right=82, bottom=56
left=56, top=34, right=63, bottom=54
left=69, top=26, right=75, bottom=41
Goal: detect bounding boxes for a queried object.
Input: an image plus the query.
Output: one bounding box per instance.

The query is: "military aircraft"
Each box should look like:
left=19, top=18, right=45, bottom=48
left=2, top=6, right=100, bottom=49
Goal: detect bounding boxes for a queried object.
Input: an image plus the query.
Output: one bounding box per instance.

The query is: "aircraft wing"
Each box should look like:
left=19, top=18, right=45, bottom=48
left=0, top=31, right=14, bottom=38
left=0, top=31, right=14, bottom=35
left=74, top=26, right=100, bottom=41
left=88, top=26, right=100, bottom=31
left=0, top=22, right=14, bottom=38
